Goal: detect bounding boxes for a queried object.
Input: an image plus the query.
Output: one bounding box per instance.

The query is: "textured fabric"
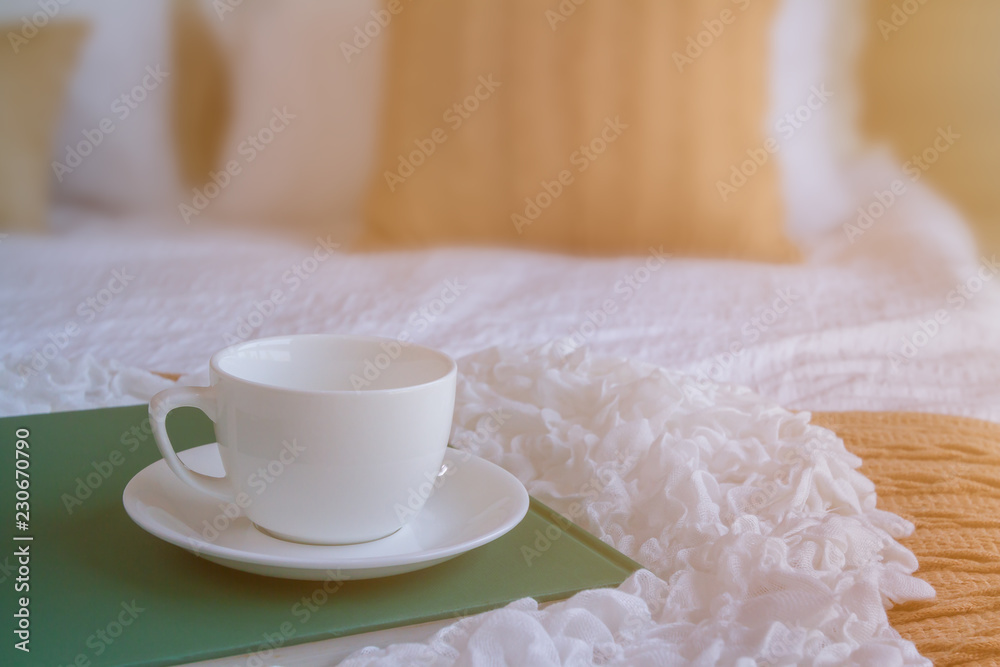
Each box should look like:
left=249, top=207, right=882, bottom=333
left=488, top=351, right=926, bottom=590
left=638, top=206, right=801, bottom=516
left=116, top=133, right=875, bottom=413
left=7, top=346, right=940, bottom=664
left=365, top=0, right=797, bottom=260
left=0, top=354, right=175, bottom=417
left=5, top=349, right=987, bottom=665
left=3, top=160, right=1000, bottom=421
left=0, top=21, right=87, bottom=232
left=331, top=344, right=934, bottom=665
left=47, top=1, right=183, bottom=219
left=812, top=411, right=1000, bottom=667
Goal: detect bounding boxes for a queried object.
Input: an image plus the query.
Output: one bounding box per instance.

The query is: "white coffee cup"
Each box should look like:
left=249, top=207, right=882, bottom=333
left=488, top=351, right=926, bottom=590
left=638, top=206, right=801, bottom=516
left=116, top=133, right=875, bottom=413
left=148, top=334, right=457, bottom=545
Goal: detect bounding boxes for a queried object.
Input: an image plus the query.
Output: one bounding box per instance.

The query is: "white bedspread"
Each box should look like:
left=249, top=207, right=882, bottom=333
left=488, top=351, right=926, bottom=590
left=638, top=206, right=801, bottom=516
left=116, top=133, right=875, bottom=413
left=2, top=158, right=999, bottom=420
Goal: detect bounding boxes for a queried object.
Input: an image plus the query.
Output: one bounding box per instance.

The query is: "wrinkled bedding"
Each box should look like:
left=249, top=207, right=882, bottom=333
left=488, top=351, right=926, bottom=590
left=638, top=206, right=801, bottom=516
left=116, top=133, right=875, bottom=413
left=2, top=160, right=1000, bottom=421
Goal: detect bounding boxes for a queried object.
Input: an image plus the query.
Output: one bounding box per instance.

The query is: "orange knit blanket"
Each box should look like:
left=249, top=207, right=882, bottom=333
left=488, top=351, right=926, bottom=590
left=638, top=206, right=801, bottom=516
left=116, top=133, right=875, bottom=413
left=812, top=411, right=1000, bottom=666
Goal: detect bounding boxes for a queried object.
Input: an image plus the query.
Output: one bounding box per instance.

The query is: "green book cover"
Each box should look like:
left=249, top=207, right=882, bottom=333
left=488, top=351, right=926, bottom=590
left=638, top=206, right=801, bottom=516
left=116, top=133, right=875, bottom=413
left=0, top=405, right=640, bottom=667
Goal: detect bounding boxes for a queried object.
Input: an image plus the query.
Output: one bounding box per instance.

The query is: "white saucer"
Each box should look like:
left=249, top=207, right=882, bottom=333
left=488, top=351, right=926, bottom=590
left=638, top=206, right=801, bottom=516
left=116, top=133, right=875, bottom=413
left=123, top=445, right=529, bottom=580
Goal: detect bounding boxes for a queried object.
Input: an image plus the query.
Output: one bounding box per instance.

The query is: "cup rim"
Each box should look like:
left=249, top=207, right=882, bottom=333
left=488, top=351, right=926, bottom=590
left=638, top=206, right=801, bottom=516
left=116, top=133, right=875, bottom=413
left=209, top=334, right=457, bottom=396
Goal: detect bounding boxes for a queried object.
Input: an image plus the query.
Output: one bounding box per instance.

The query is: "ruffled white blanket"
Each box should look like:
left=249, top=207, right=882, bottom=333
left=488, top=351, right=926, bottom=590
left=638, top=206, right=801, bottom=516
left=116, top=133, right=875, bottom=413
left=0, top=345, right=935, bottom=665
left=0, top=353, right=175, bottom=417
left=342, top=344, right=933, bottom=666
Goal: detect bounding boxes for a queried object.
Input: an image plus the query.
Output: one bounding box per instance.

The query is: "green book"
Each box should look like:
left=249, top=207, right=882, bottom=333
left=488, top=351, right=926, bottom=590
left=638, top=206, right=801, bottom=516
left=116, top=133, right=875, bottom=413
left=0, top=405, right=640, bottom=667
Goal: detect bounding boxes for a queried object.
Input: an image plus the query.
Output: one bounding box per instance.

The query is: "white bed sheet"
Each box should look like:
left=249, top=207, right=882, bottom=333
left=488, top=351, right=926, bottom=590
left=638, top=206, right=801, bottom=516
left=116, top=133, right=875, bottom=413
left=2, top=159, right=999, bottom=421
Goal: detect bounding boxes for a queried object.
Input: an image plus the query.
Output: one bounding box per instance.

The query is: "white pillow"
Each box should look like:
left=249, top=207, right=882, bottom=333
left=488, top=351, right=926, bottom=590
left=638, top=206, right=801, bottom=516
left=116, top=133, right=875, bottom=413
left=51, top=1, right=180, bottom=219
left=769, top=0, right=867, bottom=245
left=196, top=0, right=385, bottom=240
left=1, top=1, right=181, bottom=226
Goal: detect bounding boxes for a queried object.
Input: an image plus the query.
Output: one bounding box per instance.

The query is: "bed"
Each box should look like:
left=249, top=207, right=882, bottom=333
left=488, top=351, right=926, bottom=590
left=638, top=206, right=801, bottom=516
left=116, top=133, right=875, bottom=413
left=4, top=1, right=1000, bottom=665
left=4, top=154, right=1000, bottom=421
left=3, top=151, right=1000, bottom=665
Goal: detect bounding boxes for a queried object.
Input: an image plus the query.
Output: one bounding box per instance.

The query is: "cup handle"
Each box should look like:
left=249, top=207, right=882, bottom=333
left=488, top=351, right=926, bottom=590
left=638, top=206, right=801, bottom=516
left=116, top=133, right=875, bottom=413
left=149, top=386, right=235, bottom=501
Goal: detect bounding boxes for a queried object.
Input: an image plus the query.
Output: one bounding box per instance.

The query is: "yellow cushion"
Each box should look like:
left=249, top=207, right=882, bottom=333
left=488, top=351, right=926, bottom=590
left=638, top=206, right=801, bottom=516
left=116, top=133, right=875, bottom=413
left=364, top=0, right=798, bottom=260
left=0, top=21, right=88, bottom=233
left=171, top=0, right=230, bottom=190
